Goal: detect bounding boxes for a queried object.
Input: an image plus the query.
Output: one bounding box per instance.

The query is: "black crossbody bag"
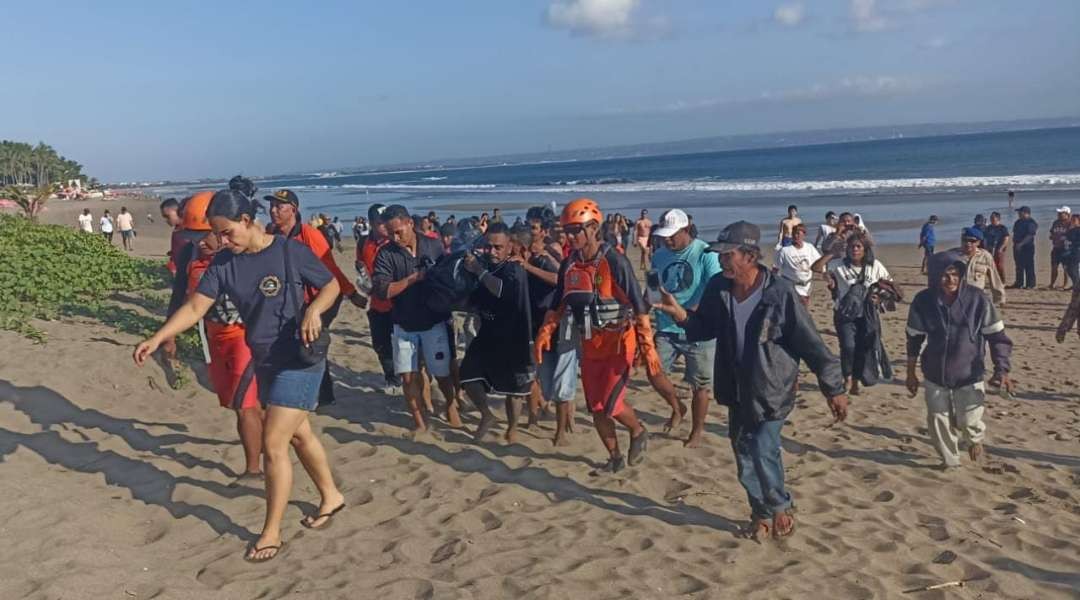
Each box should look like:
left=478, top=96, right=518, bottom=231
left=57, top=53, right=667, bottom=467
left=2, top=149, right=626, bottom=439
left=282, top=241, right=332, bottom=366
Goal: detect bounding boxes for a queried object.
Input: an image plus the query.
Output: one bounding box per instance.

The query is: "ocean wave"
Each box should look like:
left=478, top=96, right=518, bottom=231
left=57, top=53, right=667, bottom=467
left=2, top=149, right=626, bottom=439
left=543, top=177, right=637, bottom=186
left=301, top=173, right=1080, bottom=193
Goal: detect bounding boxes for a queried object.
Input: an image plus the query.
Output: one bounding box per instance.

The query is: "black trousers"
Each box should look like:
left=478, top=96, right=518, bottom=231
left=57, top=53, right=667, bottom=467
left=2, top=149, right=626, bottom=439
left=317, top=297, right=344, bottom=406
left=367, top=309, right=398, bottom=384
left=1013, top=245, right=1036, bottom=288
left=834, top=313, right=869, bottom=381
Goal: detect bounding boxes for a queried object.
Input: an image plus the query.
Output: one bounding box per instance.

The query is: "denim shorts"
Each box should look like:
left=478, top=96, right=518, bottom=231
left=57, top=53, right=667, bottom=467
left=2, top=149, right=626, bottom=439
left=655, top=332, right=715, bottom=391
left=256, top=359, right=326, bottom=411
left=392, top=323, right=451, bottom=377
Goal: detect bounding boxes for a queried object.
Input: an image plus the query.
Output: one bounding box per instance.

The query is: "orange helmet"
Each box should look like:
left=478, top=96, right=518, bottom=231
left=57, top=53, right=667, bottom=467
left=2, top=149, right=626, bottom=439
left=560, top=198, right=602, bottom=226
left=182, top=191, right=214, bottom=231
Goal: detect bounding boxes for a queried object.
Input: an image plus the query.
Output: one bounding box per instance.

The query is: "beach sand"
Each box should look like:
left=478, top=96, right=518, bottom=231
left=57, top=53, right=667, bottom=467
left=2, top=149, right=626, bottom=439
left=1, top=198, right=1078, bottom=599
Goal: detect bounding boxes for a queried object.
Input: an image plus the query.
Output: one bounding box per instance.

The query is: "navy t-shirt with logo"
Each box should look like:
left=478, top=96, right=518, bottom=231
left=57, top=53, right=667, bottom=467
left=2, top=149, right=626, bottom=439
left=197, top=237, right=333, bottom=365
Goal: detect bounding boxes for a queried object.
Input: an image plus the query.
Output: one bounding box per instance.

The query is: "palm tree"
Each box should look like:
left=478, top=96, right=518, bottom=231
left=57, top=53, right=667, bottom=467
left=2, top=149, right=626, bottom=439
left=5, top=184, right=56, bottom=221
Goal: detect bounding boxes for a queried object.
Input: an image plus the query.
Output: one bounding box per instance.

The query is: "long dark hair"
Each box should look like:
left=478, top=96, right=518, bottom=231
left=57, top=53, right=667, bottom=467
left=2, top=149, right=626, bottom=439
left=844, top=232, right=875, bottom=268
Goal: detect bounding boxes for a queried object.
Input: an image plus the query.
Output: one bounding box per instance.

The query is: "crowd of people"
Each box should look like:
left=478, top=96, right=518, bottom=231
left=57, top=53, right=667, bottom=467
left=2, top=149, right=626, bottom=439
left=129, top=181, right=1077, bottom=562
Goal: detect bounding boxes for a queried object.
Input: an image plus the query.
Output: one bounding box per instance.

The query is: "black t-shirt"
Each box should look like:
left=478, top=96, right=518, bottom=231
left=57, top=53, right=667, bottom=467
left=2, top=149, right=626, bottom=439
left=1066, top=227, right=1080, bottom=254
left=1012, top=218, right=1038, bottom=248
left=371, top=232, right=448, bottom=332
left=467, top=261, right=533, bottom=367
left=526, top=252, right=560, bottom=336
left=983, top=224, right=1009, bottom=253
left=196, top=237, right=333, bottom=364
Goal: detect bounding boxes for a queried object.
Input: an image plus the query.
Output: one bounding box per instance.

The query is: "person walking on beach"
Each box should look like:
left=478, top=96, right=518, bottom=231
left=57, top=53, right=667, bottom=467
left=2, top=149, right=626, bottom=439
left=821, top=212, right=856, bottom=257
left=918, top=215, right=937, bottom=274
left=1055, top=275, right=1080, bottom=343
left=906, top=250, right=1013, bottom=468
left=776, top=205, right=802, bottom=248
left=774, top=224, right=821, bottom=306
left=116, top=206, right=135, bottom=251
left=1010, top=206, right=1038, bottom=289
left=812, top=232, right=892, bottom=395
left=535, top=198, right=654, bottom=473
left=1049, top=206, right=1072, bottom=290
left=165, top=191, right=264, bottom=482
left=655, top=221, right=847, bottom=540
left=77, top=208, right=93, bottom=233
left=372, top=204, right=462, bottom=433
left=100, top=210, right=115, bottom=244
left=983, top=212, right=1010, bottom=280
left=160, top=197, right=186, bottom=275
left=459, top=223, right=536, bottom=443
left=266, top=189, right=365, bottom=407
left=814, top=211, right=837, bottom=250
left=357, top=204, right=401, bottom=394
left=134, top=189, right=345, bottom=563
left=956, top=227, right=1006, bottom=306
left=634, top=209, right=653, bottom=270
left=1065, top=213, right=1080, bottom=288
left=651, top=208, right=721, bottom=447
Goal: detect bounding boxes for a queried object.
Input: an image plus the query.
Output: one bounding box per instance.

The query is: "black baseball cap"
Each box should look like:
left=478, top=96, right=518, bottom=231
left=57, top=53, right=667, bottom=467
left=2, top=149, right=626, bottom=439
left=368, top=203, right=387, bottom=223
left=1015, top=205, right=1031, bottom=213
left=710, top=220, right=761, bottom=253
left=264, top=189, right=299, bottom=206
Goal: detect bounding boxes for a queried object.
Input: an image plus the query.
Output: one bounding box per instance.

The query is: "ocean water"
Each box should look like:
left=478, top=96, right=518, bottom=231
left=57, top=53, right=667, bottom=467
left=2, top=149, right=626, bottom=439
left=157, top=127, right=1080, bottom=244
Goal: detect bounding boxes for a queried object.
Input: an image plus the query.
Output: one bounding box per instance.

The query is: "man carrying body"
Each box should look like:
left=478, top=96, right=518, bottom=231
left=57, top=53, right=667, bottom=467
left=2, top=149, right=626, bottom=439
left=906, top=250, right=1013, bottom=467
left=460, top=223, right=536, bottom=443
left=655, top=221, right=847, bottom=539
left=651, top=209, right=722, bottom=447
left=634, top=209, right=653, bottom=270
left=1049, top=206, right=1072, bottom=290
left=773, top=224, right=822, bottom=306
left=1010, top=206, right=1038, bottom=289
left=919, top=215, right=937, bottom=274
left=776, top=205, right=802, bottom=248
left=372, top=205, right=462, bottom=433
left=956, top=227, right=1006, bottom=306
left=982, top=212, right=1010, bottom=280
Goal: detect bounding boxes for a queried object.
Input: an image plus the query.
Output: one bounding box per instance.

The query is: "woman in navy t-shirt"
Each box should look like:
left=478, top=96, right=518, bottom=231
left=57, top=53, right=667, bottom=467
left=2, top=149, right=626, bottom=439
left=134, top=190, right=345, bottom=562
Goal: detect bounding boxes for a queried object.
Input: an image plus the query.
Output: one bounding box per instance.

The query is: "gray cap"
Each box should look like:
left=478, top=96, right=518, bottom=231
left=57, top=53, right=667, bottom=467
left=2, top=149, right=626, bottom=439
left=709, top=220, right=761, bottom=253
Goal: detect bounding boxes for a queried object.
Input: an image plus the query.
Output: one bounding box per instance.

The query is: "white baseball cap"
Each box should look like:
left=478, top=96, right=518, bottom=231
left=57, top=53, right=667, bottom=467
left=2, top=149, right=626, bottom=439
left=1056, top=205, right=1071, bottom=213
left=654, top=209, right=690, bottom=237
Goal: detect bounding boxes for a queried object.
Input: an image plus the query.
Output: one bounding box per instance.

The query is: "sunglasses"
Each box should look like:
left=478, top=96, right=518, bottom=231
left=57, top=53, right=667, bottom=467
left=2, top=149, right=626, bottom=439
left=563, top=224, right=589, bottom=236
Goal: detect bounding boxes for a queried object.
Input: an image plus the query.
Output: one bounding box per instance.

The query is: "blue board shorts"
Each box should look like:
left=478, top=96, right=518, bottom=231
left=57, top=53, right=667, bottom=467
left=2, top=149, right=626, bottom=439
left=256, top=359, right=326, bottom=411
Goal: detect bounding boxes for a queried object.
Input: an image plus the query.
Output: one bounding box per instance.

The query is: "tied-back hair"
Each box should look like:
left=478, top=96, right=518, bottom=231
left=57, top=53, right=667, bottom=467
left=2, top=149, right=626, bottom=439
left=228, top=175, right=258, bottom=200
left=844, top=231, right=875, bottom=268
left=208, top=188, right=262, bottom=222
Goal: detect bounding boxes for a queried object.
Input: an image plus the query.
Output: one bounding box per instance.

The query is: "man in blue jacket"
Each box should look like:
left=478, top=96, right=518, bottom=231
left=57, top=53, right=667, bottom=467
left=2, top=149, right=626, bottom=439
left=906, top=250, right=1013, bottom=467
left=656, top=221, right=847, bottom=541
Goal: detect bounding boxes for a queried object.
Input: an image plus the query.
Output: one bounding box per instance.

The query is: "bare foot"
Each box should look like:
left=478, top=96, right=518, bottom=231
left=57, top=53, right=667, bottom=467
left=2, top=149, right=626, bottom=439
left=683, top=431, right=703, bottom=448
left=473, top=412, right=494, bottom=442
left=968, top=442, right=984, bottom=462
left=446, top=404, right=463, bottom=429
left=664, top=401, right=688, bottom=434
left=741, top=519, right=770, bottom=543
left=772, top=511, right=795, bottom=538
left=504, top=426, right=518, bottom=444
left=552, top=434, right=571, bottom=447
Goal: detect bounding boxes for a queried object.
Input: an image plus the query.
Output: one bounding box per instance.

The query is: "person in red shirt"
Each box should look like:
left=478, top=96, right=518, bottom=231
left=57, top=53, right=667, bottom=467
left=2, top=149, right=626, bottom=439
left=265, top=189, right=365, bottom=407
left=357, top=203, right=401, bottom=393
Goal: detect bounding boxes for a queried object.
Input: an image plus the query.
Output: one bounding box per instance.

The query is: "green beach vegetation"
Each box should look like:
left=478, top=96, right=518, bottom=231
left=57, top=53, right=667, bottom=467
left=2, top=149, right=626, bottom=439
left=0, top=215, right=197, bottom=364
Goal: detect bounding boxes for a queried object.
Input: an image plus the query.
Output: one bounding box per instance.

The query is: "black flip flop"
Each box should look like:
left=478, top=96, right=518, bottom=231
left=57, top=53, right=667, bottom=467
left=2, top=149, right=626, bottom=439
left=628, top=428, right=649, bottom=466
left=301, top=503, right=346, bottom=530
left=244, top=542, right=285, bottom=563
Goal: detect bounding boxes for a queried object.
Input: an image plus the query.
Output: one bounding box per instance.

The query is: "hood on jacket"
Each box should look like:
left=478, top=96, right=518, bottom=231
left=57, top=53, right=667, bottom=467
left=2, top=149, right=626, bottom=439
left=927, top=249, right=968, bottom=292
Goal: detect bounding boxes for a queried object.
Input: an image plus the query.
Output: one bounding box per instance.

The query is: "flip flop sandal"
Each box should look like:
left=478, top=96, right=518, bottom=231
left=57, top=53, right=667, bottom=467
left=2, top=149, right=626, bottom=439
left=244, top=542, right=285, bottom=563
left=627, top=428, right=649, bottom=466
left=301, top=503, right=346, bottom=530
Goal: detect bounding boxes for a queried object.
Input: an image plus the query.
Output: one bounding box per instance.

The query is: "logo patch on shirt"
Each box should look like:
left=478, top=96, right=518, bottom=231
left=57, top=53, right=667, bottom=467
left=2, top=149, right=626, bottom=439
left=259, top=275, right=282, bottom=297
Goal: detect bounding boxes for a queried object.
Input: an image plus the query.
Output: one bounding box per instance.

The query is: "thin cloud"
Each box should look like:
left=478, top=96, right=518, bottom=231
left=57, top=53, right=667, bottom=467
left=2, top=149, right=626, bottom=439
left=851, top=0, right=888, bottom=32
left=774, top=3, right=806, bottom=27
left=545, top=0, right=668, bottom=40
left=849, top=0, right=957, bottom=33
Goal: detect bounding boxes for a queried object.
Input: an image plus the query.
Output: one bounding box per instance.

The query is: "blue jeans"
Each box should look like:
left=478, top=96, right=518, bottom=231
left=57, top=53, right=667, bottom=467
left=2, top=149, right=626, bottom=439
left=730, top=416, right=792, bottom=520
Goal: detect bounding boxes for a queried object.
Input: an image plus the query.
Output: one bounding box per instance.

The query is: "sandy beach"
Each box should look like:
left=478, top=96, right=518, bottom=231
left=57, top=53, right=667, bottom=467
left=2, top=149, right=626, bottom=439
left=1, top=197, right=1078, bottom=599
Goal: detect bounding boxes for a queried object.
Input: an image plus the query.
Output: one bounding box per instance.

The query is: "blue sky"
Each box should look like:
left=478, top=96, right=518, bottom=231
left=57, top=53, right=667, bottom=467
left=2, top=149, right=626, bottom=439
left=5, top=0, right=1079, bottom=182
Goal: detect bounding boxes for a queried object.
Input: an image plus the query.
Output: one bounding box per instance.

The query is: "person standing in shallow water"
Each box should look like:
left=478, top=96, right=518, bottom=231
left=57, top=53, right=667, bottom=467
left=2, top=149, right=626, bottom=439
left=134, top=189, right=345, bottom=563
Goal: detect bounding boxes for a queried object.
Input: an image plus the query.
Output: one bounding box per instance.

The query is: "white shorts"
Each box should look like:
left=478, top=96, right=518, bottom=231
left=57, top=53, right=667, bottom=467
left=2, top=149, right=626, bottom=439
left=392, top=323, right=451, bottom=378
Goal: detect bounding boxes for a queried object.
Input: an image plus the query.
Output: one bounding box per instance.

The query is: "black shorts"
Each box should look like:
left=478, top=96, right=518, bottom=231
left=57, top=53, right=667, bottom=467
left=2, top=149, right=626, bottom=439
left=1051, top=247, right=1067, bottom=267
left=460, top=340, right=533, bottom=396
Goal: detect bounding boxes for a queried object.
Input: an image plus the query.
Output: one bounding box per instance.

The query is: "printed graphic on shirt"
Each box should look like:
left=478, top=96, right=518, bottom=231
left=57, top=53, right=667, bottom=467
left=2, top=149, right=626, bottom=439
left=661, top=259, right=694, bottom=294
left=259, top=275, right=282, bottom=297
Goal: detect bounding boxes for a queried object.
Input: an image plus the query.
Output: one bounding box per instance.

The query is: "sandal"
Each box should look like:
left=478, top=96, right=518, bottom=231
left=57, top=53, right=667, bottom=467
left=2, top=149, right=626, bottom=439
left=244, top=542, right=284, bottom=563
left=301, top=503, right=346, bottom=530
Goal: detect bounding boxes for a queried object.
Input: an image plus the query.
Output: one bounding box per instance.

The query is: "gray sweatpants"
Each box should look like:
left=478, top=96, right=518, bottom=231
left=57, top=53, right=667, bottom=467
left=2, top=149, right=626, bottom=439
left=924, top=380, right=987, bottom=467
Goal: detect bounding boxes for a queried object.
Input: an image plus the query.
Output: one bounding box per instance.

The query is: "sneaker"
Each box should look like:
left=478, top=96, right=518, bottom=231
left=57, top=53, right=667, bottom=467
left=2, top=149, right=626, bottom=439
left=597, top=455, right=625, bottom=474
left=382, top=384, right=402, bottom=396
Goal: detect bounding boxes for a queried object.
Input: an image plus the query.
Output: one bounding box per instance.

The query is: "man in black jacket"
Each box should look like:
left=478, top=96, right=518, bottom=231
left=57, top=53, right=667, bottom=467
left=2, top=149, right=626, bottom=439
left=656, top=221, right=847, bottom=540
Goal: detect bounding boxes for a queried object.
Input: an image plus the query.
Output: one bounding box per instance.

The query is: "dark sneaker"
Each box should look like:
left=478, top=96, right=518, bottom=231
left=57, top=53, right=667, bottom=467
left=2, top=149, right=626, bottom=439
left=593, top=455, right=625, bottom=475
left=628, top=428, right=649, bottom=466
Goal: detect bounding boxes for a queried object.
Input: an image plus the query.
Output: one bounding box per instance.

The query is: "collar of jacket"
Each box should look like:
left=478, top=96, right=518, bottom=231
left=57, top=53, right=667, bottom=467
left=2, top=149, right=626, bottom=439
left=713, top=265, right=785, bottom=307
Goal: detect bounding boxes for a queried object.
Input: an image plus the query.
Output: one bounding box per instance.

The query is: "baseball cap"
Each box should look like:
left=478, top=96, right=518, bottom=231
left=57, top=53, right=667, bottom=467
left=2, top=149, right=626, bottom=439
left=1015, top=205, right=1031, bottom=213
left=1056, top=205, right=1071, bottom=213
left=962, top=226, right=984, bottom=241
left=654, top=209, right=690, bottom=237
left=710, top=221, right=761, bottom=253
left=264, top=189, right=299, bottom=206
left=368, top=203, right=387, bottom=223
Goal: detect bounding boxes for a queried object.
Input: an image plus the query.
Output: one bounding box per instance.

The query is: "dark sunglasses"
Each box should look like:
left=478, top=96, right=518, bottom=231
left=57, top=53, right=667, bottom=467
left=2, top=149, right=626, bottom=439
left=563, top=224, right=588, bottom=235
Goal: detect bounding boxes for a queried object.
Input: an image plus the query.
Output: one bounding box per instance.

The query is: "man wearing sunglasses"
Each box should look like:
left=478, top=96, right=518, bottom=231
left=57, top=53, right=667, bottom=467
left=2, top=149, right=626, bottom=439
left=956, top=227, right=1006, bottom=306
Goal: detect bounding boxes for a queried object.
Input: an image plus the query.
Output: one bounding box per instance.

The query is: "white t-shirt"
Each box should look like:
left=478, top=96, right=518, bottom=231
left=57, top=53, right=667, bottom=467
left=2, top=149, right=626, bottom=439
left=116, top=212, right=134, bottom=231
left=731, top=282, right=764, bottom=363
left=826, top=258, right=891, bottom=309
left=774, top=243, right=822, bottom=297
left=100, top=216, right=114, bottom=233
left=78, top=213, right=94, bottom=233
left=817, top=224, right=835, bottom=248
